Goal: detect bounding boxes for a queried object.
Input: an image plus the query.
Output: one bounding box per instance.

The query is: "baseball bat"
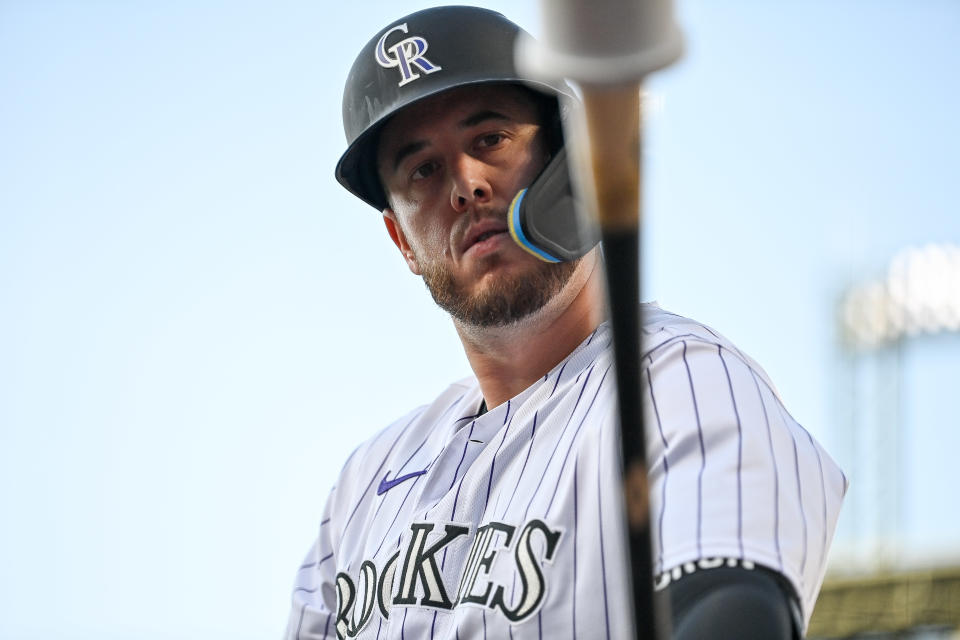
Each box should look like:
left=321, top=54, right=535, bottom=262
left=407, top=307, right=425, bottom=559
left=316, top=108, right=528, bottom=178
left=517, top=2, right=683, bottom=637
left=581, top=81, right=659, bottom=638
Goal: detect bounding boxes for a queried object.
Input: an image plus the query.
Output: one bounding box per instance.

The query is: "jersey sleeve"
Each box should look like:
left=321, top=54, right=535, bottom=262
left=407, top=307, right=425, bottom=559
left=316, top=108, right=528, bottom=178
left=642, top=332, right=847, bottom=630
left=284, top=487, right=339, bottom=640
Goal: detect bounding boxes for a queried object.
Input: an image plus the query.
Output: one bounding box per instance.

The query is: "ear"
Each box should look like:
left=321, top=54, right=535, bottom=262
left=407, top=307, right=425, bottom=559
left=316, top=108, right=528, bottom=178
left=382, top=208, right=422, bottom=276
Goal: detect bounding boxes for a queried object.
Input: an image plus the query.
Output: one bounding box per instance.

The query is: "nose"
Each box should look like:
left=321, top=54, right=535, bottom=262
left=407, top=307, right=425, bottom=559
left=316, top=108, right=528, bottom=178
left=449, top=154, right=492, bottom=213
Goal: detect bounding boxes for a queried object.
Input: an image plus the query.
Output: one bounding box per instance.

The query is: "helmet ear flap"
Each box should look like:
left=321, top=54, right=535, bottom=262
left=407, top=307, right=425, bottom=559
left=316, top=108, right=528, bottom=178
left=508, top=146, right=599, bottom=264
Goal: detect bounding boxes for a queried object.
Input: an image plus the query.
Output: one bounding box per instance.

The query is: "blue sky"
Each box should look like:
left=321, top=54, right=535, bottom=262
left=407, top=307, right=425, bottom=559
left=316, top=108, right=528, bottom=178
left=1, top=1, right=958, bottom=637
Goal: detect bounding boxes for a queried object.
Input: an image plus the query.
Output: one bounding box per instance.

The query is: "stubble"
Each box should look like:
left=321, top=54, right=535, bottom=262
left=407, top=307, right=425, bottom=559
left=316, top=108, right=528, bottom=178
left=417, top=246, right=580, bottom=328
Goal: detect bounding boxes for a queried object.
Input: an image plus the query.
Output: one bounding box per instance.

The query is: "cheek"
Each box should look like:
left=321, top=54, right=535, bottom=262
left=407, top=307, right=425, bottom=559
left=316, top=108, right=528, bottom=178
left=396, top=209, right=451, bottom=259
left=421, top=218, right=453, bottom=257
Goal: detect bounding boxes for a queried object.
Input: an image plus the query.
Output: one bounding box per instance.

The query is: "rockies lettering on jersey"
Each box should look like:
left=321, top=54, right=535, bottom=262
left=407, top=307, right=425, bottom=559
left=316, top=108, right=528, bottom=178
left=335, top=519, right=562, bottom=638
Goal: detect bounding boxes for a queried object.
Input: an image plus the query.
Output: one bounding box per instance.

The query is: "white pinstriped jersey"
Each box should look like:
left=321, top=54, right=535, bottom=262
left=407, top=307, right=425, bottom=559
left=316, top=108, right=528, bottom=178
left=286, top=304, right=847, bottom=639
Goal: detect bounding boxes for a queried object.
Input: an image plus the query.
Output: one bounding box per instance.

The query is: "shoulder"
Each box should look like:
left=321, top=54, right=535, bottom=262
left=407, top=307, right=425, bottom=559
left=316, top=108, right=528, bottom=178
left=640, top=303, right=780, bottom=400
left=642, top=303, right=750, bottom=356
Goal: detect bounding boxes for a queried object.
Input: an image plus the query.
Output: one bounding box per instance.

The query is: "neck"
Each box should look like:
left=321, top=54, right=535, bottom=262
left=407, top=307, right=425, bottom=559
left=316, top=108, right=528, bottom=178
left=454, top=250, right=606, bottom=409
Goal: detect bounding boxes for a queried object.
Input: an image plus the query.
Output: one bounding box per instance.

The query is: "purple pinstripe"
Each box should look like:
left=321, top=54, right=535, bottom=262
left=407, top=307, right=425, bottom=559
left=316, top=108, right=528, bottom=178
left=645, top=367, right=669, bottom=570
left=292, top=584, right=319, bottom=595
left=500, top=411, right=538, bottom=518
left=549, top=361, right=569, bottom=397
left=484, top=401, right=512, bottom=507
left=805, top=430, right=829, bottom=577
left=717, top=346, right=745, bottom=558
left=701, top=323, right=749, bottom=364
left=521, top=366, right=595, bottom=521
left=585, top=325, right=600, bottom=345
left=448, top=421, right=477, bottom=520
left=642, top=332, right=703, bottom=361
left=545, top=366, right=612, bottom=516
left=749, top=368, right=782, bottom=571
left=294, top=603, right=307, bottom=639
left=781, top=402, right=808, bottom=578
left=293, top=552, right=333, bottom=595
left=681, top=341, right=707, bottom=557
left=431, top=420, right=479, bottom=577
left=499, top=411, right=541, bottom=635
left=572, top=460, right=578, bottom=638
left=560, top=341, right=610, bottom=395
left=596, top=431, right=612, bottom=640
left=294, top=547, right=338, bottom=640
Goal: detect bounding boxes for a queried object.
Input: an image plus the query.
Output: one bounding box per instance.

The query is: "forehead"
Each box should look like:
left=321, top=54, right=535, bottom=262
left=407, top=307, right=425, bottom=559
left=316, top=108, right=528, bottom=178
left=376, top=84, right=542, bottom=158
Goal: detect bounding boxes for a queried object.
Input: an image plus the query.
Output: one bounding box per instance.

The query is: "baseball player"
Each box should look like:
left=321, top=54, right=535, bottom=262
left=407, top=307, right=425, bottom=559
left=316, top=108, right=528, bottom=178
left=286, top=6, right=846, bottom=639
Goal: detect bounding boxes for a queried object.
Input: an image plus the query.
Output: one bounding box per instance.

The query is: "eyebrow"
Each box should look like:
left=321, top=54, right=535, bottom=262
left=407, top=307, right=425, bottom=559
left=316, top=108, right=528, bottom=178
left=391, top=140, right=429, bottom=174
left=389, top=109, right=513, bottom=173
left=459, top=109, right=510, bottom=129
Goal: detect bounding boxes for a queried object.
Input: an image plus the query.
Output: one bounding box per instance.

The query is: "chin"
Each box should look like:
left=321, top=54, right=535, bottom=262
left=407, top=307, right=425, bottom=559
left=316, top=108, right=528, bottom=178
left=428, top=255, right=582, bottom=329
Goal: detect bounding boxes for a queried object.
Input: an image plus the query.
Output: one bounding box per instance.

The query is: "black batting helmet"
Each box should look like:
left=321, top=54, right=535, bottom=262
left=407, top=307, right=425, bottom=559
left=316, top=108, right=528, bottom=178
left=335, top=5, right=574, bottom=211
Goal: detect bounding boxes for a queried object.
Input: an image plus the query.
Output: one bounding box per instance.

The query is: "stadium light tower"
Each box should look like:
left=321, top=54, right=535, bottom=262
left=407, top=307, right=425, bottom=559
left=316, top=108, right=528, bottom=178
left=836, top=243, right=960, bottom=570
left=841, top=244, right=960, bottom=349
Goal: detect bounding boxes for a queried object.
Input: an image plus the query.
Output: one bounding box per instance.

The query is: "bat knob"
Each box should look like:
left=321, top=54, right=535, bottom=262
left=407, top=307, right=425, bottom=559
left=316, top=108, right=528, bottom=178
left=516, top=0, right=684, bottom=85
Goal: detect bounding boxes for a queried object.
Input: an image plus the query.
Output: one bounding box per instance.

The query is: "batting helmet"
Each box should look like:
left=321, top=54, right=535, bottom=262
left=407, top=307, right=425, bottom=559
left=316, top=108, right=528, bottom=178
left=335, top=5, right=574, bottom=211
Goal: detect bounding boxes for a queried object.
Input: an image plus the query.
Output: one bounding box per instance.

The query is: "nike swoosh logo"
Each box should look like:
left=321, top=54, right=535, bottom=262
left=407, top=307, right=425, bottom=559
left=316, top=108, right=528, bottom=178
left=377, top=469, right=428, bottom=495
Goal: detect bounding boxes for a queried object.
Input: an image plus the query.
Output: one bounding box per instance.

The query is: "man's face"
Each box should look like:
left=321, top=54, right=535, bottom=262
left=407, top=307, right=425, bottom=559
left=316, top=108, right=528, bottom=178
left=377, top=84, right=579, bottom=328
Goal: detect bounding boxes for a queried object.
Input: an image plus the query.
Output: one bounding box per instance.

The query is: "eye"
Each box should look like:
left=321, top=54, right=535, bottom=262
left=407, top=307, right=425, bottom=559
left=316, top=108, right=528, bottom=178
left=411, top=160, right=439, bottom=182
left=477, top=133, right=505, bottom=149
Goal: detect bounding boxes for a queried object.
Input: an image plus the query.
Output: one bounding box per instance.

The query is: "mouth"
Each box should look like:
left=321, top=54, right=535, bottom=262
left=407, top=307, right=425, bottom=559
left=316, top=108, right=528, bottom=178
left=462, top=220, right=510, bottom=255
left=474, top=229, right=504, bottom=244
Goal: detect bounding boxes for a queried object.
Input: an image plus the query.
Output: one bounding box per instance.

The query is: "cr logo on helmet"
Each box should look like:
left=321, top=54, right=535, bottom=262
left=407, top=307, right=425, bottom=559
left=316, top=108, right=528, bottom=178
left=375, top=23, right=442, bottom=87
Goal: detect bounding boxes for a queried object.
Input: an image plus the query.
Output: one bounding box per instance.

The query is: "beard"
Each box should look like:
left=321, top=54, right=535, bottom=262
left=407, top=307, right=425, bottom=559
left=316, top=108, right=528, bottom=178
left=417, top=249, right=581, bottom=328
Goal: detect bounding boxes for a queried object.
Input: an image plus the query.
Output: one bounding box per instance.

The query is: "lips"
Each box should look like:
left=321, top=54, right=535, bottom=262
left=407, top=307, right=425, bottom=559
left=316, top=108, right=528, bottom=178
left=461, top=219, right=509, bottom=255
